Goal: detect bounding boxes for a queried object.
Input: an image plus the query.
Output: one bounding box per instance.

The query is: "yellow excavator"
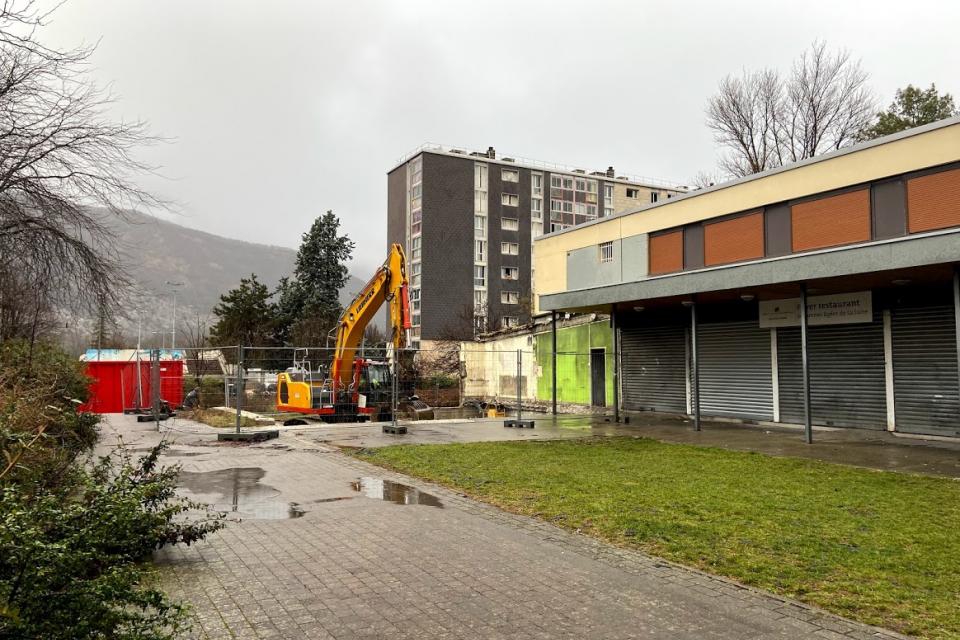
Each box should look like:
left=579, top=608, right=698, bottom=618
left=275, top=243, right=412, bottom=423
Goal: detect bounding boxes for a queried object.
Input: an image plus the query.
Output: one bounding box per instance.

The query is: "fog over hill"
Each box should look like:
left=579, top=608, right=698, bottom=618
left=77, top=210, right=366, bottom=347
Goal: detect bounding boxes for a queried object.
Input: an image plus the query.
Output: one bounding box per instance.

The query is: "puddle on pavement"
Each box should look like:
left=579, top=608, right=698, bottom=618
left=178, top=467, right=304, bottom=520
left=350, top=477, right=443, bottom=508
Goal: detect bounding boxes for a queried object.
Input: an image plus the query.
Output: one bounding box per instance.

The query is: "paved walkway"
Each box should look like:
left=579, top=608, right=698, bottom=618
left=100, top=415, right=906, bottom=639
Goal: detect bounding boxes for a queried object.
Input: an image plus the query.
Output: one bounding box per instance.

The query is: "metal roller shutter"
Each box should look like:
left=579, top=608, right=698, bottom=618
left=778, top=315, right=886, bottom=429
left=620, top=324, right=687, bottom=413
left=696, top=321, right=773, bottom=420
left=891, top=305, right=960, bottom=437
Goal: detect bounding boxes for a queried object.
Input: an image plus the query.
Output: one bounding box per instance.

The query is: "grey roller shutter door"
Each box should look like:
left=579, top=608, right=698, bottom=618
left=891, top=305, right=960, bottom=437
left=777, top=316, right=886, bottom=429
left=621, top=324, right=687, bottom=413
left=696, top=321, right=773, bottom=420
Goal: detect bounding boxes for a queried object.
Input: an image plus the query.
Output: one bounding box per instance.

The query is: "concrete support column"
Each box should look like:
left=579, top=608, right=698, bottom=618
left=551, top=311, right=558, bottom=416
left=800, top=284, right=812, bottom=444
left=883, top=309, right=896, bottom=431
left=611, top=306, right=620, bottom=423
left=771, top=328, right=780, bottom=423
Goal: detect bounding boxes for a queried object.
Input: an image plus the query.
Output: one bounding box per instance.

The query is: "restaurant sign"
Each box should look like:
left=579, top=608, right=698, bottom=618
left=759, top=291, right=872, bottom=328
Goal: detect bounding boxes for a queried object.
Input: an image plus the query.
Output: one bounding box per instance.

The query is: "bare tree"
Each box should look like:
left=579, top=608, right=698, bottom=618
left=706, top=41, right=875, bottom=177
left=0, top=1, right=163, bottom=342
left=775, top=42, right=874, bottom=164
left=707, top=68, right=781, bottom=177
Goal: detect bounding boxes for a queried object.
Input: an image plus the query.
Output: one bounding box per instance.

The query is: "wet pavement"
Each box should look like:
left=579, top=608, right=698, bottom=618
left=96, top=413, right=913, bottom=639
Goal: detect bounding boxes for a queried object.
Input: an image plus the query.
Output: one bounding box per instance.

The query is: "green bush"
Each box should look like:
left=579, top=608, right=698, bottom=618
left=0, top=444, right=224, bottom=639
left=0, top=341, right=98, bottom=487
left=0, top=341, right=224, bottom=639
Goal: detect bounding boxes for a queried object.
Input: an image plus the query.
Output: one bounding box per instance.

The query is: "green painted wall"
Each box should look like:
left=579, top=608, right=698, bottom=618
left=535, top=321, right=614, bottom=406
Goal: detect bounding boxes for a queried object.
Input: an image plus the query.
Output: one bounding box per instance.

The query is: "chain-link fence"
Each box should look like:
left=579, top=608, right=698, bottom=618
left=98, top=339, right=616, bottom=430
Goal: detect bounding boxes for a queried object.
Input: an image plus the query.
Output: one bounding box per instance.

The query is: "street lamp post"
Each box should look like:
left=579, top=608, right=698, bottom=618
left=165, top=281, right=183, bottom=351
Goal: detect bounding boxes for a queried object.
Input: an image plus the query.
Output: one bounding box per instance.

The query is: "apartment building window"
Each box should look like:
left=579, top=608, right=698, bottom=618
left=532, top=220, right=544, bottom=238
left=410, top=288, right=421, bottom=312
left=502, top=316, right=519, bottom=329
left=551, top=175, right=562, bottom=188
left=501, top=266, right=519, bottom=280
left=532, top=173, right=543, bottom=196
left=412, top=183, right=422, bottom=199
left=626, top=188, right=640, bottom=198
left=550, top=199, right=562, bottom=213
left=604, top=207, right=614, bottom=217
left=474, top=215, right=486, bottom=238
left=475, top=240, right=486, bottom=262
left=531, top=198, right=542, bottom=219
left=475, top=163, right=487, bottom=189
left=501, top=291, right=519, bottom=305
left=501, top=169, right=519, bottom=183
left=411, top=235, right=421, bottom=260
left=474, top=289, right=487, bottom=309
left=501, top=217, right=519, bottom=231
left=412, top=313, right=421, bottom=327
left=587, top=181, right=598, bottom=194
left=599, top=241, right=614, bottom=263
left=587, top=204, right=597, bottom=218
left=411, top=209, right=422, bottom=236
left=604, top=184, right=613, bottom=199
left=562, top=201, right=573, bottom=213
left=575, top=178, right=586, bottom=192
left=474, top=190, right=487, bottom=214
left=473, top=265, right=486, bottom=287
left=501, top=193, right=519, bottom=206
left=410, top=157, right=422, bottom=183
left=575, top=202, right=586, bottom=215
left=650, top=192, right=659, bottom=203
left=501, top=241, right=519, bottom=255
left=550, top=222, right=568, bottom=233
left=562, top=177, right=574, bottom=189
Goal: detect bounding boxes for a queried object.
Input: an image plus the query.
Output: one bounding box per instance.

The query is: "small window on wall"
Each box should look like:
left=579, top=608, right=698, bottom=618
left=650, top=192, right=659, bottom=203
left=474, top=239, right=486, bottom=262
left=501, top=218, right=519, bottom=231
left=551, top=175, right=562, bottom=188
left=473, top=265, right=486, bottom=286
left=501, top=193, right=519, bottom=206
left=502, top=316, right=519, bottom=328
left=501, top=267, right=519, bottom=280
left=626, top=188, right=639, bottom=198
left=501, top=291, right=519, bottom=305
left=599, top=241, right=614, bottom=263
left=502, top=169, right=519, bottom=183
left=411, top=236, right=421, bottom=260
left=501, top=241, right=519, bottom=255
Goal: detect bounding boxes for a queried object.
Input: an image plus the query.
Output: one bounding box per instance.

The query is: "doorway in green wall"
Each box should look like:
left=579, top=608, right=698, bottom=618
left=590, top=348, right=606, bottom=407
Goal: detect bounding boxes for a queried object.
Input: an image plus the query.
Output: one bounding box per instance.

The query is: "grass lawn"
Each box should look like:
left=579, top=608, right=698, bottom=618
left=355, top=438, right=960, bottom=639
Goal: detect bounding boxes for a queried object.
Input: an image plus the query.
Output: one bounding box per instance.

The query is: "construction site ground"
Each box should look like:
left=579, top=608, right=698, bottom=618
left=92, top=412, right=958, bottom=639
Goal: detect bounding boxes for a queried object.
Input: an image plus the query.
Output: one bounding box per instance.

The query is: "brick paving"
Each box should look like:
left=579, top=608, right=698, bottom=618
left=101, top=415, right=907, bottom=639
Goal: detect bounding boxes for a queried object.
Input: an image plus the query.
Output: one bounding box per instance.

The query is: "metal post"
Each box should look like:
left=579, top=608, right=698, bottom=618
left=800, top=284, right=812, bottom=444
left=391, top=360, right=398, bottom=429
left=135, top=314, right=143, bottom=410
left=516, top=349, right=523, bottom=422
left=691, top=300, right=701, bottom=431
left=611, top=307, right=620, bottom=423
left=551, top=311, right=558, bottom=415
left=151, top=349, right=161, bottom=430
left=235, top=345, right=244, bottom=433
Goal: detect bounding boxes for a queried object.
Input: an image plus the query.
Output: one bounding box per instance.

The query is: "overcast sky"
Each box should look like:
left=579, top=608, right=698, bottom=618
left=44, top=0, right=960, bottom=276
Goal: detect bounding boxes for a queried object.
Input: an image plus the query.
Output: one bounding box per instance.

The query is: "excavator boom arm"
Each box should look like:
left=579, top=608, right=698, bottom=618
left=329, top=243, right=411, bottom=387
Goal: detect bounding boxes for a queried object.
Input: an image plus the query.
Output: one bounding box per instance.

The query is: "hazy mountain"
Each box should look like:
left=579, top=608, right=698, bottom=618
left=98, top=209, right=365, bottom=326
